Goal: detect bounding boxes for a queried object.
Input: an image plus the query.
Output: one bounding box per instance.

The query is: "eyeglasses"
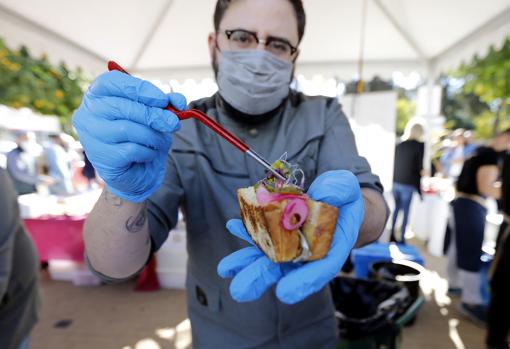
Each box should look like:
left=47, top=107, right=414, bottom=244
left=222, top=29, right=298, bottom=59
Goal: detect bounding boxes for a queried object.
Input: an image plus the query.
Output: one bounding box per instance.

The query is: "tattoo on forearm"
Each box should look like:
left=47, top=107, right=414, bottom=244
left=104, top=190, right=123, bottom=207
left=125, top=202, right=147, bottom=233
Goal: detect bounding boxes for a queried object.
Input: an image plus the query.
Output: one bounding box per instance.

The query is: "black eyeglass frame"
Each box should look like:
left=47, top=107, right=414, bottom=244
left=223, top=29, right=299, bottom=56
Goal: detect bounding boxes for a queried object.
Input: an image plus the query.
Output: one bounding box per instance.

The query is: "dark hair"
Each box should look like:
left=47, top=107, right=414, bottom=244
left=213, top=0, right=306, bottom=42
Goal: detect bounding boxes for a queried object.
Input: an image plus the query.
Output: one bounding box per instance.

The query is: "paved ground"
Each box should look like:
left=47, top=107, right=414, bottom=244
left=30, top=239, right=488, bottom=349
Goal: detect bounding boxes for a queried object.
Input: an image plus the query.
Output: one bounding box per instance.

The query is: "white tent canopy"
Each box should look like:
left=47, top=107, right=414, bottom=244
left=0, top=105, right=61, bottom=132
left=1, top=0, right=510, bottom=82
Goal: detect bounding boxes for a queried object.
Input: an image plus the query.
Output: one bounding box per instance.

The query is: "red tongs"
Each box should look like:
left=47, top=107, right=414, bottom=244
left=107, top=61, right=286, bottom=181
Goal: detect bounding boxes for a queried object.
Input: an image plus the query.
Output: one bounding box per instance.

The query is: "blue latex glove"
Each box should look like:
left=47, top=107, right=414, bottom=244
left=218, top=170, right=365, bottom=304
left=72, top=71, right=187, bottom=202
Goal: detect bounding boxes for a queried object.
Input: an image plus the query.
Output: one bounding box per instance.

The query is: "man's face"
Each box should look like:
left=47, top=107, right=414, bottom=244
left=208, top=0, right=300, bottom=75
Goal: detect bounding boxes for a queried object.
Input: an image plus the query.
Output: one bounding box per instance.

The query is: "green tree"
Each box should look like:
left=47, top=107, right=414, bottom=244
left=454, top=38, right=510, bottom=136
left=0, top=38, right=87, bottom=132
left=440, top=76, right=486, bottom=131
left=473, top=110, right=510, bottom=139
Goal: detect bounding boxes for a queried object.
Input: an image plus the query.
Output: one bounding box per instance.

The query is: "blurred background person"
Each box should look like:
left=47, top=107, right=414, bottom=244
left=430, top=132, right=450, bottom=177
left=45, top=133, right=75, bottom=196
left=440, top=129, right=478, bottom=179
left=463, top=130, right=478, bottom=159
left=447, top=128, right=510, bottom=325
left=486, top=150, right=510, bottom=349
left=81, top=151, right=98, bottom=190
left=6, top=131, right=52, bottom=195
left=0, top=168, right=41, bottom=349
left=390, top=121, right=425, bottom=243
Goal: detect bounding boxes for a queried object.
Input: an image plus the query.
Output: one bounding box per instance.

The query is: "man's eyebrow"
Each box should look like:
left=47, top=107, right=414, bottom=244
left=225, top=27, right=257, bottom=35
left=266, top=35, right=293, bottom=45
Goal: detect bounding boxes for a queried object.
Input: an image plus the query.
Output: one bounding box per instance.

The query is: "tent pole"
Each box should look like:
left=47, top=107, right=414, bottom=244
left=373, top=0, right=427, bottom=65
left=422, top=61, right=439, bottom=175
left=351, top=0, right=368, bottom=120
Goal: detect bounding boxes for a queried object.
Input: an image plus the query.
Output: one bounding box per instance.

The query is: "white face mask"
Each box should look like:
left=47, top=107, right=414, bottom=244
left=217, top=50, right=292, bottom=115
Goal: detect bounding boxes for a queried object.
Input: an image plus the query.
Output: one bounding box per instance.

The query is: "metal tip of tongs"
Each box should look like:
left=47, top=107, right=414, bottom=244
left=246, top=149, right=287, bottom=182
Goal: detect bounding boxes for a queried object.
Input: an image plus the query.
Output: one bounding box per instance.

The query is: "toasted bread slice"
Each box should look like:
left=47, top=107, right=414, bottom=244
left=301, top=200, right=338, bottom=260
left=237, top=186, right=338, bottom=262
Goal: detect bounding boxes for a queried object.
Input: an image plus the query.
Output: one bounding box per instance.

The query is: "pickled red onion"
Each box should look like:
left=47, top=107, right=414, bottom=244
left=281, top=198, right=308, bottom=230
left=255, top=185, right=274, bottom=205
left=256, top=186, right=307, bottom=205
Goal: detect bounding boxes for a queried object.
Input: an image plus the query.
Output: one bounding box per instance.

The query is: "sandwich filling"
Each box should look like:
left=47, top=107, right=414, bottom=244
left=255, top=185, right=308, bottom=231
left=238, top=153, right=337, bottom=262
left=254, top=154, right=312, bottom=261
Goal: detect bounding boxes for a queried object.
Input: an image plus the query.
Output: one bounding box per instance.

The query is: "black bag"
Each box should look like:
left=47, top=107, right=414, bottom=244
left=330, top=277, right=410, bottom=340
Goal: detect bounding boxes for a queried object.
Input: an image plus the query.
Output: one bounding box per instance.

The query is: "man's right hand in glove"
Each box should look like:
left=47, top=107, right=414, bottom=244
left=72, top=70, right=186, bottom=202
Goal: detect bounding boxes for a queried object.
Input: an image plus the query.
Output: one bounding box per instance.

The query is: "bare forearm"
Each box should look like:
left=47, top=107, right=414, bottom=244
left=355, top=188, right=389, bottom=247
left=84, top=189, right=151, bottom=279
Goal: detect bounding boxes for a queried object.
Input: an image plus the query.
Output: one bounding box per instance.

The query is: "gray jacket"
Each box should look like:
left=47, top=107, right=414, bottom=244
left=147, top=92, right=383, bottom=349
left=0, top=169, right=41, bottom=349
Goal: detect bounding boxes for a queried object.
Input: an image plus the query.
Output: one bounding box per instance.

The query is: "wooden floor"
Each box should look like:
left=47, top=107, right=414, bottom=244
left=30, top=239, right=488, bottom=349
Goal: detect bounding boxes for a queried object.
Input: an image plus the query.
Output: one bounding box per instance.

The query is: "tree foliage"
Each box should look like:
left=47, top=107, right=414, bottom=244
left=459, top=38, right=510, bottom=104
left=452, top=37, right=510, bottom=136
left=440, top=77, right=483, bottom=130
left=0, top=38, right=87, bottom=132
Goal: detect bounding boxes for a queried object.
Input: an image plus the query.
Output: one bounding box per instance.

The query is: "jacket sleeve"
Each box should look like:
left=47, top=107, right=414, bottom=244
left=0, top=226, right=15, bottom=302
left=147, top=154, right=185, bottom=251
left=0, top=170, right=19, bottom=300
left=317, top=100, right=384, bottom=193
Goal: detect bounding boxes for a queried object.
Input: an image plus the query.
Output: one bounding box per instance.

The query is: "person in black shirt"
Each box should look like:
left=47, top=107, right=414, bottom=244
left=391, top=122, right=425, bottom=243
left=0, top=168, right=41, bottom=349
left=447, top=128, right=510, bottom=327
left=486, top=150, right=510, bottom=349
left=82, top=151, right=98, bottom=189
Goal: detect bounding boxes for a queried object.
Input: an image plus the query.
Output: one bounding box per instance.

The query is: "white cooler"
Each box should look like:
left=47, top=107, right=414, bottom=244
left=156, top=228, right=188, bottom=289
left=48, top=260, right=101, bottom=286
left=425, top=194, right=450, bottom=257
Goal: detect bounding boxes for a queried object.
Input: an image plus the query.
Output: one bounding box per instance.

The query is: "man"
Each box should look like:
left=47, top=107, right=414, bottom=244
left=447, top=128, right=510, bottom=325
left=6, top=131, right=52, bottom=195
left=72, top=0, right=388, bottom=347
left=0, top=168, right=41, bottom=349
left=486, top=149, right=510, bottom=349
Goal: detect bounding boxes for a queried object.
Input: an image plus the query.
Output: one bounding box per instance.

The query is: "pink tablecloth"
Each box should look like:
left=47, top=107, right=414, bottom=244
left=23, top=215, right=87, bottom=262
